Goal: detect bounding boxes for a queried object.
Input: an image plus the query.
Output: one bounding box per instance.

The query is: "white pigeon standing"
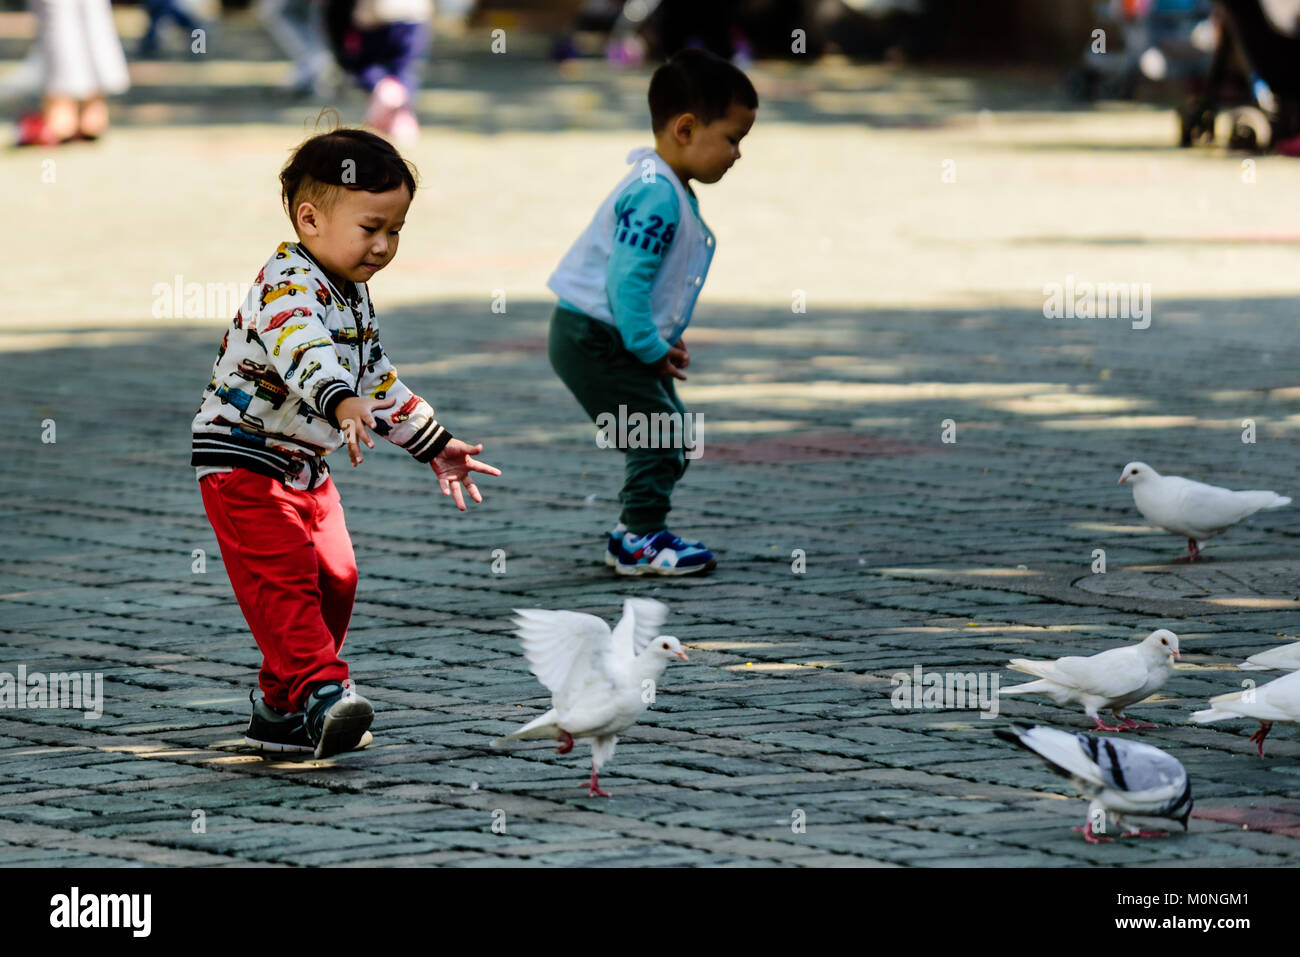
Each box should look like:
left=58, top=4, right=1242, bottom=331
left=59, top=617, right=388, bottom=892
left=1118, top=461, right=1290, bottom=562
left=492, top=597, right=688, bottom=797
left=996, top=724, right=1193, bottom=843
left=999, top=629, right=1180, bottom=731
left=1191, top=669, right=1300, bottom=756
left=1238, top=640, right=1300, bottom=672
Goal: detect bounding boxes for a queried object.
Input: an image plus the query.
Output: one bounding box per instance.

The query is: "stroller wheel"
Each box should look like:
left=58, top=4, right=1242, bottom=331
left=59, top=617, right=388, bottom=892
left=1178, top=104, right=1216, bottom=147
left=1225, top=106, right=1273, bottom=151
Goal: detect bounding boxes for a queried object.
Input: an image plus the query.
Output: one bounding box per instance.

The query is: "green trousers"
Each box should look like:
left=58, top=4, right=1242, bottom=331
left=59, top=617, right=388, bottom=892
left=547, top=305, right=690, bottom=535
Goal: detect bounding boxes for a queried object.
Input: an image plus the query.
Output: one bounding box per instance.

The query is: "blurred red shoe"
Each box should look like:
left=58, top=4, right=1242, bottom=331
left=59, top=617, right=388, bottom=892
left=15, top=113, right=64, bottom=147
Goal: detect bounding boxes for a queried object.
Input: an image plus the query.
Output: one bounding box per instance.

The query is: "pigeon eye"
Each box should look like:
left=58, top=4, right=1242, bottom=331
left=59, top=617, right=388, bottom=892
left=1130, top=468, right=1138, bottom=475
left=662, top=642, right=669, bottom=649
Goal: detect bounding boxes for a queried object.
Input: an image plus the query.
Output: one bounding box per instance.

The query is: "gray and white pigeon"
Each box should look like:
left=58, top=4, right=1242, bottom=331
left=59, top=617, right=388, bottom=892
left=1118, top=461, right=1290, bottom=561
left=999, top=629, right=1180, bottom=731
left=1238, top=640, right=1300, bottom=673
left=996, top=723, right=1193, bottom=843
left=1191, top=669, right=1300, bottom=756
left=492, top=597, right=688, bottom=796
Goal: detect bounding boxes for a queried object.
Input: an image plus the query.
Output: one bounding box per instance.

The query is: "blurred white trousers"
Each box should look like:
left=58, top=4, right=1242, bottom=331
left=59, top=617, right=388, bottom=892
left=34, top=0, right=130, bottom=99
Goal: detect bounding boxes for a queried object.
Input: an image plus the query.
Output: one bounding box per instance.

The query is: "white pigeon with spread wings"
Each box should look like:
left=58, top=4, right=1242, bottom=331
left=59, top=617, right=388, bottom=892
left=492, top=597, right=688, bottom=796
left=1118, top=461, right=1290, bottom=561
left=996, top=724, right=1193, bottom=843
left=999, top=629, right=1180, bottom=731
left=1238, top=640, right=1300, bottom=673
left=1191, top=669, right=1300, bottom=756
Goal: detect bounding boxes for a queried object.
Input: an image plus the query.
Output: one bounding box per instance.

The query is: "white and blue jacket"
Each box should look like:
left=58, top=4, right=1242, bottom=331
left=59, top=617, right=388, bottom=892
left=547, top=147, right=716, bottom=365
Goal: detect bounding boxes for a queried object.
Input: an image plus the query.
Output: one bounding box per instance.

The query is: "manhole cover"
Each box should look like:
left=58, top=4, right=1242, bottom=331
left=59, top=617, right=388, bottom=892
left=1075, top=562, right=1300, bottom=609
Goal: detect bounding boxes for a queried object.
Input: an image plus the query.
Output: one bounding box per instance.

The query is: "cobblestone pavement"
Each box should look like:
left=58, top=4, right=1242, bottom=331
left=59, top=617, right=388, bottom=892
left=3, top=15, right=1300, bottom=866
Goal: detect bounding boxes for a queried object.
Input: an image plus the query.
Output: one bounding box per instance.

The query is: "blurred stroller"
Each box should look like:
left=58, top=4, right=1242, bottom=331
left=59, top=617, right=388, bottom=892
left=1064, top=0, right=1214, bottom=101
left=1178, top=0, right=1300, bottom=151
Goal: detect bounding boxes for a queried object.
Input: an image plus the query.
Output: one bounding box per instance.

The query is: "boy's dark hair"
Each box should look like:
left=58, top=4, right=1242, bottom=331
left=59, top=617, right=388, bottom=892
left=648, top=48, right=758, bottom=133
left=280, top=124, right=418, bottom=228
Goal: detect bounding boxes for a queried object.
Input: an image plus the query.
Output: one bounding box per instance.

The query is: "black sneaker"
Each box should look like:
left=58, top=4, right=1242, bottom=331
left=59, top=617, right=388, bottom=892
left=245, top=690, right=371, bottom=755
left=303, top=680, right=374, bottom=759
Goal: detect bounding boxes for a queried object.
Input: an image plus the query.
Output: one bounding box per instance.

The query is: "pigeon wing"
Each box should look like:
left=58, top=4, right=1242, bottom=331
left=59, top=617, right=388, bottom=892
left=1023, top=646, right=1149, bottom=701
left=997, top=725, right=1106, bottom=788
left=610, top=597, right=669, bottom=664
left=1080, top=733, right=1186, bottom=795
left=1240, top=642, right=1300, bottom=672
left=513, top=609, right=619, bottom=711
left=1208, top=670, right=1300, bottom=722
left=1169, top=478, right=1287, bottom=532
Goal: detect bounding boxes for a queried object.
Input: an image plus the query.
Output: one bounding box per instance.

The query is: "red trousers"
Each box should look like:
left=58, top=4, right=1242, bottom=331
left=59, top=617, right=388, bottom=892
left=200, top=469, right=356, bottom=713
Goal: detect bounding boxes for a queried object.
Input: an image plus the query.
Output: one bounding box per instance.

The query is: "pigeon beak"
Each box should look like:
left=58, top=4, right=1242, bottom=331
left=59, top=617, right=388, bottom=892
left=676, top=651, right=689, bottom=662
left=1117, top=476, right=1127, bottom=485
left=1173, top=650, right=1181, bottom=660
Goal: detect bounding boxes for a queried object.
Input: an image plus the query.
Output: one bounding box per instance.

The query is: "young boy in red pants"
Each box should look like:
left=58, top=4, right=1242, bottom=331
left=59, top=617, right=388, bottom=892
left=191, top=127, right=500, bottom=758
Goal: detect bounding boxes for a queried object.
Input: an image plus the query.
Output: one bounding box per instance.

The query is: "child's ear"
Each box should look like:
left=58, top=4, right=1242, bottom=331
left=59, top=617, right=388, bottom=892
left=673, top=113, right=696, bottom=144
left=296, top=202, right=321, bottom=236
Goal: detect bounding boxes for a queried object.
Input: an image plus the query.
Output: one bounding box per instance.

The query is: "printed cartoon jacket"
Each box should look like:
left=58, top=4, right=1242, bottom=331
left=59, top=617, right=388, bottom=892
left=190, top=241, right=452, bottom=486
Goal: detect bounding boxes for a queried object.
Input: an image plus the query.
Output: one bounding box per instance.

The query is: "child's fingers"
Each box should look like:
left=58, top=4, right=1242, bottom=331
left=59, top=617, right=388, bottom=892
left=451, top=480, right=467, bottom=511
left=342, top=421, right=362, bottom=465
left=465, top=479, right=483, bottom=504
left=467, top=458, right=502, bottom=477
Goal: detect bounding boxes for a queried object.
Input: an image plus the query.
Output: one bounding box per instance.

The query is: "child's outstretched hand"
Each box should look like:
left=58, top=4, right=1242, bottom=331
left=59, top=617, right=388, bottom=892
left=337, top=396, right=397, bottom=466
left=430, top=439, right=502, bottom=511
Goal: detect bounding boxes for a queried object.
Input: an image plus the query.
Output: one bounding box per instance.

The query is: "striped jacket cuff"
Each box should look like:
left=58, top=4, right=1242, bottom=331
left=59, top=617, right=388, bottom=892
left=405, top=419, right=453, bottom=463
left=317, top=381, right=359, bottom=429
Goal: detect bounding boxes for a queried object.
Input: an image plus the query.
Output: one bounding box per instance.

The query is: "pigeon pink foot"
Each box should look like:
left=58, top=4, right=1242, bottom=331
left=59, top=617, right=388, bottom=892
left=1249, top=721, right=1273, bottom=757
left=1174, top=538, right=1203, bottom=562
left=1072, top=822, right=1113, bottom=844
left=1091, top=716, right=1128, bottom=732
left=555, top=730, right=574, bottom=754
left=1118, top=716, right=1158, bottom=730
left=583, top=766, right=611, bottom=798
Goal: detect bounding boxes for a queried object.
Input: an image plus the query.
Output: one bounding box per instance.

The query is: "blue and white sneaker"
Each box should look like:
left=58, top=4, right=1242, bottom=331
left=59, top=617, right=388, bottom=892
left=605, top=523, right=628, bottom=567
left=606, top=523, right=706, bottom=567
left=614, top=529, right=716, bottom=576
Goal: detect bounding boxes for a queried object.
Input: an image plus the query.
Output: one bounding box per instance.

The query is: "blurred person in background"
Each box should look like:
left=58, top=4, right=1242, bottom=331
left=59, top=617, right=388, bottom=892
left=138, top=0, right=205, bottom=57
left=326, top=0, right=430, bottom=143
left=258, top=0, right=336, bottom=96
left=15, top=0, right=129, bottom=145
